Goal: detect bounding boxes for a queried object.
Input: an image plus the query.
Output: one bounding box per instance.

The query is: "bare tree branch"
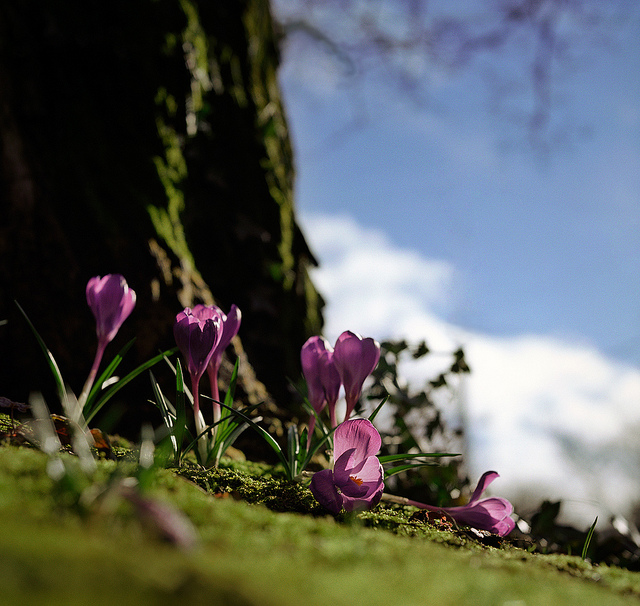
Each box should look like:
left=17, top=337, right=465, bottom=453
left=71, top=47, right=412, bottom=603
left=272, top=0, right=634, bottom=149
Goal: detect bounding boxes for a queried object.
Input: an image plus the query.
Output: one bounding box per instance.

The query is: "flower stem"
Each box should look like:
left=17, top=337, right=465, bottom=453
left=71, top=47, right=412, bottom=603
left=206, top=365, right=220, bottom=448
left=191, top=376, right=208, bottom=463
left=78, top=339, right=107, bottom=412
left=306, top=416, right=316, bottom=451
left=344, top=396, right=357, bottom=423
left=328, top=404, right=337, bottom=429
left=380, top=492, right=433, bottom=509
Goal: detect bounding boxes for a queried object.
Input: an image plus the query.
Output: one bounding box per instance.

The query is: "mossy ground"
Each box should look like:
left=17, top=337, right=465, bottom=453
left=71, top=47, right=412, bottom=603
left=1, top=442, right=640, bottom=606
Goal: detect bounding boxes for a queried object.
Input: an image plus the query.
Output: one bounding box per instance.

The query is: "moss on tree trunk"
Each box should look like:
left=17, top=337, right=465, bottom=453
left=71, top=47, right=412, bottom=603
left=0, top=0, right=323, bottom=431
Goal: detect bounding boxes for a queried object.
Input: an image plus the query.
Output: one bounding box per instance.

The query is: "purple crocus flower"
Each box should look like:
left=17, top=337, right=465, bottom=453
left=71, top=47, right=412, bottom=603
left=173, top=308, right=223, bottom=457
left=310, top=418, right=384, bottom=515
left=191, top=304, right=241, bottom=423
left=332, top=331, right=380, bottom=422
left=173, top=308, right=223, bottom=382
left=86, top=274, right=137, bottom=345
left=301, top=336, right=341, bottom=436
left=406, top=471, right=515, bottom=536
left=80, top=274, right=136, bottom=406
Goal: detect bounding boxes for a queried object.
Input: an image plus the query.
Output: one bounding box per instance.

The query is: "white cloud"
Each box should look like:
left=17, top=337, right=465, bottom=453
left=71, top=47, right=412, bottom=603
left=302, top=211, right=640, bottom=525
left=306, top=212, right=458, bottom=341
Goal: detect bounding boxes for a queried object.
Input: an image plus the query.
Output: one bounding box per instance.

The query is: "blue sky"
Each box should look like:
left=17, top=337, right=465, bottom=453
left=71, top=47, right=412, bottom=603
left=272, top=1, right=640, bottom=524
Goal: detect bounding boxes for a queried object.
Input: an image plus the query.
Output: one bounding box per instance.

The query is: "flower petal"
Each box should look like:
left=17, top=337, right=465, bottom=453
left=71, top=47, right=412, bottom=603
left=173, top=309, right=222, bottom=381
left=333, top=331, right=380, bottom=418
left=337, top=456, right=384, bottom=499
left=333, top=419, right=382, bottom=464
left=341, top=471, right=384, bottom=512
left=494, top=516, right=517, bottom=536
left=193, top=304, right=241, bottom=373
left=309, top=469, right=343, bottom=515
left=332, top=448, right=357, bottom=484
left=219, top=304, right=241, bottom=352
left=86, top=274, right=136, bottom=343
left=318, top=351, right=340, bottom=407
left=301, top=336, right=340, bottom=414
left=467, top=471, right=500, bottom=505
left=442, top=498, right=514, bottom=536
left=411, top=471, right=515, bottom=536
left=189, top=304, right=218, bottom=322
left=352, top=453, right=384, bottom=485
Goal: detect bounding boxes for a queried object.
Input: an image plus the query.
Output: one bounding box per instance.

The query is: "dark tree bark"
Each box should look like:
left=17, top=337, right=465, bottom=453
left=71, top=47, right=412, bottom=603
left=0, top=0, right=323, bottom=432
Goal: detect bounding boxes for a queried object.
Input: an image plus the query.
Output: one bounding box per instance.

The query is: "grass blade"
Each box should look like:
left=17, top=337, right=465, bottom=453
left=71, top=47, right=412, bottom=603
left=582, top=517, right=598, bottom=560
left=223, top=359, right=239, bottom=408
left=301, top=425, right=337, bottom=471
left=384, top=462, right=438, bottom=479
left=287, top=424, right=300, bottom=478
left=218, top=401, right=291, bottom=477
left=149, top=370, right=179, bottom=458
left=15, top=301, right=66, bottom=403
left=173, top=360, right=187, bottom=462
left=84, top=346, right=177, bottom=423
left=368, top=395, right=389, bottom=423
left=84, top=338, right=136, bottom=410
left=378, top=452, right=460, bottom=464
left=300, top=397, right=331, bottom=443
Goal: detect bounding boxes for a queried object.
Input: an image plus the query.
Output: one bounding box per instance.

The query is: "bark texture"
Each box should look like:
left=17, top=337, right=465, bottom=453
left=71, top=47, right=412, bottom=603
left=0, top=0, right=323, bottom=431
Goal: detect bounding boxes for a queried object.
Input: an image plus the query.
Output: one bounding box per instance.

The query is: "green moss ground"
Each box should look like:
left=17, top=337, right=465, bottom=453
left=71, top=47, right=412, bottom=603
left=0, top=446, right=639, bottom=605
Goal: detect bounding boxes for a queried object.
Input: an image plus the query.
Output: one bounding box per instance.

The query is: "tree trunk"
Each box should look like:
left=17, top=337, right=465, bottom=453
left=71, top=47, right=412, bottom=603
left=0, top=0, right=323, bottom=432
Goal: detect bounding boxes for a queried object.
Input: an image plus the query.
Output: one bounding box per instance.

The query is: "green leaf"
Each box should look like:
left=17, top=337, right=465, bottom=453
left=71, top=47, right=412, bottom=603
left=377, top=452, right=460, bottom=464
left=412, top=341, right=430, bottom=359
left=173, top=360, right=187, bottom=463
left=84, top=338, right=136, bottom=413
left=216, top=419, right=252, bottom=464
left=384, top=462, right=439, bottom=479
left=15, top=300, right=66, bottom=404
left=300, top=397, right=331, bottom=442
left=175, top=359, right=186, bottom=417
left=163, top=355, right=193, bottom=404
left=224, top=359, right=239, bottom=408
left=582, top=516, right=598, bottom=560
left=149, top=370, right=181, bottom=463
left=368, top=395, right=389, bottom=423
left=218, top=401, right=291, bottom=478
left=149, top=371, right=173, bottom=425
left=301, top=425, right=337, bottom=472
left=287, top=424, right=300, bottom=478
left=84, top=346, right=178, bottom=424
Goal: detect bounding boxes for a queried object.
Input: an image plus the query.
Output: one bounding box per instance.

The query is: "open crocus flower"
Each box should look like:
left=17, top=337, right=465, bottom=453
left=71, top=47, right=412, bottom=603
left=310, top=419, right=384, bottom=515
left=407, top=471, right=515, bottom=536
left=332, top=331, right=380, bottom=422
left=79, top=274, right=136, bottom=407
left=301, top=336, right=341, bottom=435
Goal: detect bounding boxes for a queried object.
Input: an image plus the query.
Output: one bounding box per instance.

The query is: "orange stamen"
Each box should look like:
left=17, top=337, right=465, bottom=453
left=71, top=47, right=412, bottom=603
left=349, top=475, right=364, bottom=486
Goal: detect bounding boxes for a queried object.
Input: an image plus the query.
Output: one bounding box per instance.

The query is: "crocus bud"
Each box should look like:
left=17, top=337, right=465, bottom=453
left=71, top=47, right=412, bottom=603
left=173, top=308, right=223, bottom=383
left=86, top=274, right=136, bottom=344
left=192, top=304, right=241, bottom=388
left=332, top=331, right=380, bottom=421
left=211, top=304, right=241, bottom=371
left=79, top=274, right=137, bottom=408
left=301, top=336, right=341, bottom=429
left=173, top=307, right=223, bottom=461
left=191, top=304, right=241, bottom=426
